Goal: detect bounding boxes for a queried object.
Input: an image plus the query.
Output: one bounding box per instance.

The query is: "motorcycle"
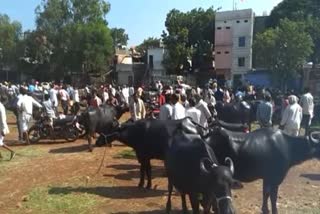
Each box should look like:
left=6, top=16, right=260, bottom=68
left=28, top=113, right=80, bottom=143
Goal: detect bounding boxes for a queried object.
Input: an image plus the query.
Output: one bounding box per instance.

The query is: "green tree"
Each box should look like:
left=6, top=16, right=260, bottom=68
left=162, top=7, right=215, bottom=74
left=135, top=37, right=161, bottom=54
left=268, top=0, right=320, bottom=65
left=254, top=19, right=314, bottom=90
left=30, top=0, right=113, bottom=78
left=0, top=14, right=22, bottom=68
left=110, top=28, right=129, bottom=48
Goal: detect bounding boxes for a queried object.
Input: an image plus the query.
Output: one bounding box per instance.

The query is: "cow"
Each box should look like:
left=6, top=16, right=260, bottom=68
left=165, top=130, right=242, bottom=214
left=205, top=127, right=320, bottom=214
left=78, top=104, right=128, bottom=152
left=95, top=118, right=206, bottom=189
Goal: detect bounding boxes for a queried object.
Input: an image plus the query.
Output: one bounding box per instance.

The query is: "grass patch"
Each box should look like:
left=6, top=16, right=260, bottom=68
left=282, top=208, right=320, bottom=214
left=0, top=146, right=45, bottom=175
left=114, top=149, right=136, bottom=159
left=17, top=186, right=97, bottom=214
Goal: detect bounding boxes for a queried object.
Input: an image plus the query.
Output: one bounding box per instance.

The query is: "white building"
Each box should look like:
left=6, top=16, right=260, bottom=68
left=215, top=9, right=254, bottom=86
left=147, top=48, right=166, bottom=80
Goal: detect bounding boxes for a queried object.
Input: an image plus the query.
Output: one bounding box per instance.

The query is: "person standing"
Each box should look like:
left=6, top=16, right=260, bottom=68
left=195, top=94, right=212, bottom=128
left=299, top=87, right=314, bottom=136
left=171, top=94, right=185, bottom=120
left=129, top=93, right=146, bottom=121
left=59, top=86, right=70, bottom=115
left=185, top=97, right=201, bottom=124
left=17, top=87, right=42, bottom=144
left=0, top=96, right=15, bottom=160
left=256, top=94, right=273, bottom=128
left=49, top=84, right=58, bottom=115
left=89, top=90, right=102, bottom=108
left=159, top=94, right=172, bottom=120
left=280, top=95, right=302, bottom=136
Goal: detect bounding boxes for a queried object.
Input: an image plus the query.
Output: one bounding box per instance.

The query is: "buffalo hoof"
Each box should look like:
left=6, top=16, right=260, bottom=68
left=146, top=184, right=151, bottom=189
left=262, top=208, right=270, bottom=214
left=88, top=147, right=93, bottom=152
left=138, top=183, right=144, bottom=188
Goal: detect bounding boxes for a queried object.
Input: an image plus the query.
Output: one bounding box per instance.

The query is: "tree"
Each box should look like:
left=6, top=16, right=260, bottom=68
left=254, top=19, right=314, bottom=90
left=162, top=7, right=215, bottom=74
left=0, top=14, right=22, bottom=68
left=30, top=0, right=113, bottom=78
left=268, top=0, right=320, bottom=65
left=135, top=37, right=161, bottom=54
left=110, top=28, right=129, bottom=48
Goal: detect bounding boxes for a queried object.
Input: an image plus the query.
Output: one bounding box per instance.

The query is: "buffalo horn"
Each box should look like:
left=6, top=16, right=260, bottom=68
left=200, top=157, right=217, bottom=174
left=225, top=157, right=235, bottom=175
left=310, top=131, right=320, bottom=144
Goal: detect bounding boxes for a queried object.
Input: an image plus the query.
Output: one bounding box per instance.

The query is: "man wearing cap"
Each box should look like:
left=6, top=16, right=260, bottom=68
left=280, top=95, right=302, bottom=136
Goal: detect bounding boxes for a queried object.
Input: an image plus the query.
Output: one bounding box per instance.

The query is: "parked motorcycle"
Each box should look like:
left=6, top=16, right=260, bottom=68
left=28, top=114, right=80, bottom=143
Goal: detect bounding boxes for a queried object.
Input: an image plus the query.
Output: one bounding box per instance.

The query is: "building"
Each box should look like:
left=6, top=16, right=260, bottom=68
left=147, top=47, right=166, bottom=81
left=215, top=9, right=254, bottom=86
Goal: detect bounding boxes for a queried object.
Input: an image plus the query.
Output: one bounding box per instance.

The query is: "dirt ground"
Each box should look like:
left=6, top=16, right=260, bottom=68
left=1, top=113, right=320, bottom=214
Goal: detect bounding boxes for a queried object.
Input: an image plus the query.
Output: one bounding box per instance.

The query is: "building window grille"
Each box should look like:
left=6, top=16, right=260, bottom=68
left=238, top=37, right=246, bottom=47
left=238, top=57, right=245, bottom=67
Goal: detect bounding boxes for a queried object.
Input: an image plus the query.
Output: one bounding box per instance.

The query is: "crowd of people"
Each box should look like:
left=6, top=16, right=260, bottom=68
left=0, top=78, right=316, bottom=161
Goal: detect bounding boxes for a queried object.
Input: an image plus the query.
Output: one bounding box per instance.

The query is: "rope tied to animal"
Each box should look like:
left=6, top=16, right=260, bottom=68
left=216, top=195, right=233, bottom=204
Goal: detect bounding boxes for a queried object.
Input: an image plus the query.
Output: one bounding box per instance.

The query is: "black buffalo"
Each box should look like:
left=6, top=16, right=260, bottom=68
left=206, top=127, right=320, bottom=214
left=96, top=118, right=205, bottom=188
left=215, top=101, right=252, bottom=126
left=165, top=130, right=242, bottom=214
left=78, top=104, right=127, bottom=151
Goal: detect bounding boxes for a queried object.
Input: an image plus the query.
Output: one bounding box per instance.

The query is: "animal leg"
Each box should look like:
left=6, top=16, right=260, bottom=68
left=181, top=193, right=188, bottom=213
left=166, top=179, right=173, bottom=213
left=88, top=135, right=93, bottom=152
left=189, top=193, right=200, bottom=214
left=262, top=180, right=270, bottom=214
left=138, top=160, right=145, bottom=188
left=200, top=194, right=212, bottom=214
left=270, top=185, right=279, bottom=214
left=145, top=160, right=152, bottom=189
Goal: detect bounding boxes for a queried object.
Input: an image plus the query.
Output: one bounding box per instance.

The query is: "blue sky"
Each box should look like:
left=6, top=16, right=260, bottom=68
left=0, top=0, right=282, bottom=46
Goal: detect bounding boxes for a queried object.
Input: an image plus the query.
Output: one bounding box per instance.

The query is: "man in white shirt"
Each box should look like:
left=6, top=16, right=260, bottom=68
left=129, top=93, right=146, bottom=121
left=299, top=87, right=314, bottom=136
left=280, top=95, right=302, bottom=136
left=171, top=94, right=185, bottom=120
left=195, top=94, right=212, bottom=128
left=185, top=97, right=201, bottom=124
left=59, top=86, right=70, bottom=115
left=122, top=85, right=129, bottom=105
left=17, top=87, right=42, bottom=144
left=49, top=84, right=58, bottom=115
left=159, top=94, right=172, bottom=120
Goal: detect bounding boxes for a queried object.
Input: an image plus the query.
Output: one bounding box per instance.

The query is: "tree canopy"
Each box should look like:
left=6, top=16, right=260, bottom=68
left=162, top=7, right=215, bottom=74
left=135, top=37, right=161, bottom=54
left=110, top=28, right=129, bottom=48
left=254, top=19, right=314, bottom=90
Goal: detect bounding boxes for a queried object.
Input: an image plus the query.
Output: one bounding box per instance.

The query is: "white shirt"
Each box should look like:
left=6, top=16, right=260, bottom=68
left=281, top=103, right=303, bottom=130
left=17, top=94, right=42, bottom=116
left=185, top=107, right=201, bottom=124
left=172, top=102, right=186, bottom=120
left=74, top=89, right=80, bottom=103
left=103, top=91, right=109, bottom=104
left=159, top=104, right=173, bottom=120
left=49, top=88, right=58, bottom=107
left=122, top=87, right=129, bottom=104
left=59, top=89, right=69, bottom=101
left=196, top=99, right=212, bottom=128
left=0, top=102, right=9, bottom=135
left=300, top=92, right=314, bottom=117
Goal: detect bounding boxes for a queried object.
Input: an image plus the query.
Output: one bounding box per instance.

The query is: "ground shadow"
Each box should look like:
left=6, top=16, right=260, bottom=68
left=300, top=173, right=320, bottom=181
left=113, top=210, right=181, bottom=214
left=49, top=144, right=89, bottom=154
left=48, top=185, right=166, bottom=199
left=104, top=165, right=166, bottom=181
left=107, top=164, right=140, bottom=170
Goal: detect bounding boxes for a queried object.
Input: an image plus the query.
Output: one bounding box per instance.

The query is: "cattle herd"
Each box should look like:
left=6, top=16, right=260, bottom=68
left=90, top=105, right=320, bottom=214
left=1, top=81, right=320, bottom=214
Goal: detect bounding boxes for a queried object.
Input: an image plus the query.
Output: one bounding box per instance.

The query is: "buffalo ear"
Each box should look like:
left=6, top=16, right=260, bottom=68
left=231, top=180, right=243, bottom=190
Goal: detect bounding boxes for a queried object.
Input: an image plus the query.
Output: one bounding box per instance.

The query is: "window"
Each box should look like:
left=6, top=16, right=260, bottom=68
left=224, top=21, right=227, bottom=23
left=225, top=51, right=230, bottom=54
left=236, top=20, right=240, bottom=23
left=217, top=51, right=221, bottom=54
left=238, top=36, right=246, bottom=47
left=244, top=20, right=248, bottom=23
left=217, top=27, right=222, bottom=30
left=238, top=57, right=245, bottom=67
left=226, top=26, right=231, bottom=29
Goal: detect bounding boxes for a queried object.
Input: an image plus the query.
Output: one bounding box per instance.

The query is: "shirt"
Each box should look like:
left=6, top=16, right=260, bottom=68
left=256, top=101, right=273, bottom=127
left=17, top=95, right=42, bottom=116
left=196, top=99, right=212, bottom=128
left=59, top=89, right=69, bottom=101
left=129, top=98, right=146, bottom=121
left=300, top=92, right=314, bottom=117
left=172, top=102, right=185, bottom=120
left=42, top=100, right=56, bottom=118
left=185, top=107, right=201, bottom=124
left=74, top=89, right=80, bottom=103
left=49, top=88, right=58, bottom=107
left=159, top=104, right=173, bottom=120
left=281, top=103, right=302, bottom=130
left=0, top=102, right=9, bottom=135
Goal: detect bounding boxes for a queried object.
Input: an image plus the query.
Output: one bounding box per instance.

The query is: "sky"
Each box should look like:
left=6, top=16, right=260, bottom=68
left=0, top=0, right=282, bottom=46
